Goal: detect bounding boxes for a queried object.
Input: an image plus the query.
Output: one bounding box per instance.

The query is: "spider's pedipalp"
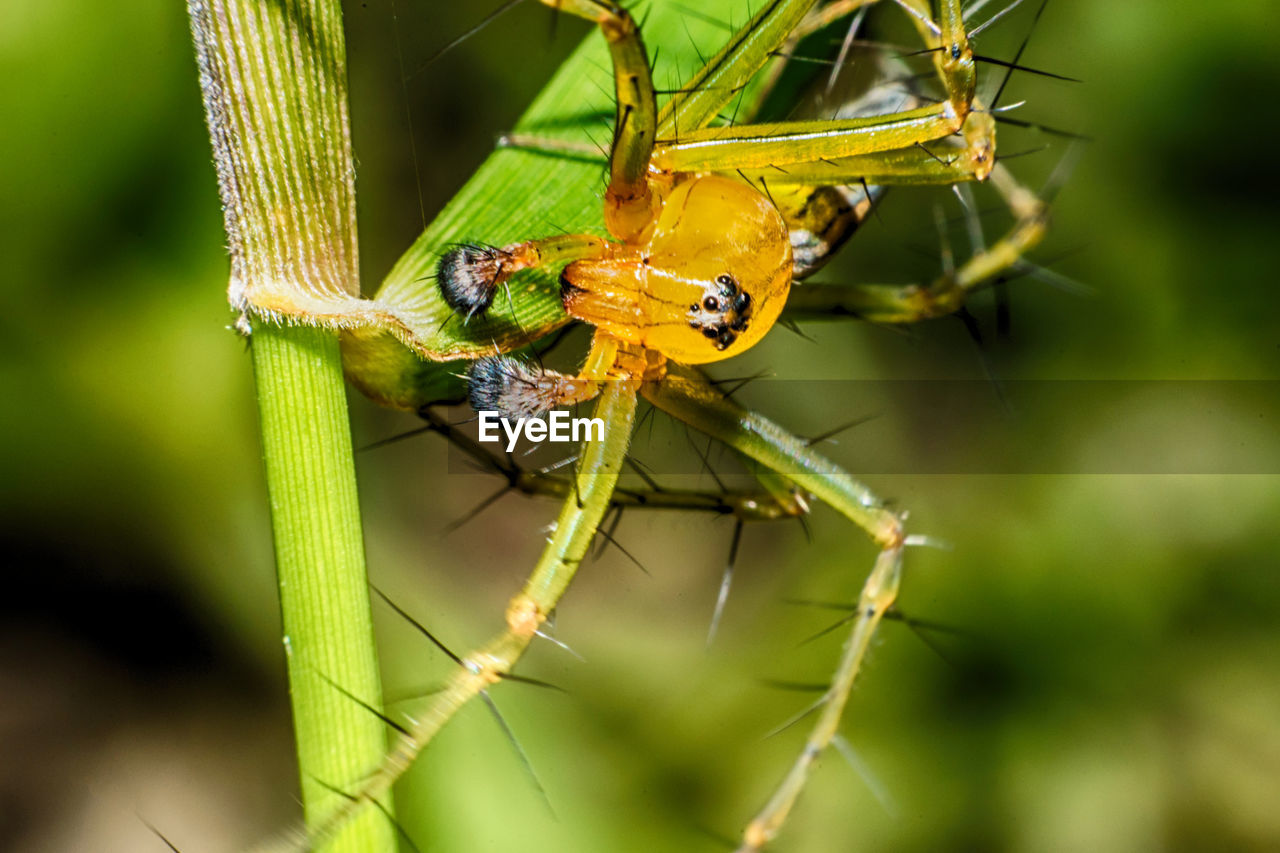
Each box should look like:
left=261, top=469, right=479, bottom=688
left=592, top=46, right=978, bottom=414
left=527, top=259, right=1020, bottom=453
left=437, top=243, right=510, bottom=318
left=467, top=355, right=599, bottom=420
left=467, top=355, right=538, bottom=418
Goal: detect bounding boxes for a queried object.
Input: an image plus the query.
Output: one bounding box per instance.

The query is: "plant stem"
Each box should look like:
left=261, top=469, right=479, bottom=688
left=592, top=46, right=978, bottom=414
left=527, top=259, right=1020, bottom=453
left=253, top=323, right=394, bottom=852
left=187, top=0, right=396, bottom=846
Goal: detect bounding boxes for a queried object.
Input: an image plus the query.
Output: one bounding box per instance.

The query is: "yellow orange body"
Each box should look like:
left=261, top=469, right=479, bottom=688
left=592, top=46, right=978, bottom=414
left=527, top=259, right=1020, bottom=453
left=561, top=175, right=793, bottom=364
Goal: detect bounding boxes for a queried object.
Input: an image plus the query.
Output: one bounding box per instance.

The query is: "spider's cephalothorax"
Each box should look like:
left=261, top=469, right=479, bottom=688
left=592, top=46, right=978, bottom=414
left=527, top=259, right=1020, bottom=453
left=558, top=175, right=791, bottom=364
left=437, top=174, right=792, bottom=368
left=440, top=173, right=793, bottom=419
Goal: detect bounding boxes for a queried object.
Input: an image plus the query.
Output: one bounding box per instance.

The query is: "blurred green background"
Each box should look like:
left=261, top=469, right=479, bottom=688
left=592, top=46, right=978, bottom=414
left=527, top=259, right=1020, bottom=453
left=2, top=1, right=1278, bottom=851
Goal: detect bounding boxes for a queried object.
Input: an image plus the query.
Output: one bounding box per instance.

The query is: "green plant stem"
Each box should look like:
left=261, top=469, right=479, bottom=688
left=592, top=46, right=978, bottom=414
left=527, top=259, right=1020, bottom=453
left=253, top=323, right=393, bottom=852
left=187, top=0, right=396, bottom=847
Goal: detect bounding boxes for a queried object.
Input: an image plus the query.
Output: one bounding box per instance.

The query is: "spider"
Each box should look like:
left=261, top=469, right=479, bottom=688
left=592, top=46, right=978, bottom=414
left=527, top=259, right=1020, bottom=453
left=307, top=0, right=1054, bottom=850
left=439, top=0, right=1044, bottom=425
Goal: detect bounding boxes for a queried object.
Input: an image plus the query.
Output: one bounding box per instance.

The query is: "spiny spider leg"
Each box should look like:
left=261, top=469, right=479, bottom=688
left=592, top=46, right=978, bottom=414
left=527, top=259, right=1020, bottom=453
left=640, top=367, right=908, bottom=852
left=781, top=160, right=1049, bottom=323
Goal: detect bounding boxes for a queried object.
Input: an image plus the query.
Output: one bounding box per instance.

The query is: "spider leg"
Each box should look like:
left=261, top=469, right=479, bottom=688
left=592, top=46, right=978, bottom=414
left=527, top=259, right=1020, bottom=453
left=273, top=380, right=641, bottom=853
left=739, top=544, right=902, bottom=852
left=652, top=0, right=979, bottom=175
left=642, top=367, right=903, bottom=580
left=725, top=0, right=1045, bottom=295
left=769, top=180, right=885, bottom=279
left=781, top=160, right=1049, bottom=323
left=532, top=0, right=660, bottom=240
left=652, top=101, right=974, bottom=175
left=657, top=0, right=825, bottom=137
left=641, top=366, right=907, bottom=852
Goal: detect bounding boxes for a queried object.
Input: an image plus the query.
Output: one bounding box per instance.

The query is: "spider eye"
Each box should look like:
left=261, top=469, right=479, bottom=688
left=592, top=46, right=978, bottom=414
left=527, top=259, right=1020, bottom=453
left=702, top=295, right=721, bottom=312
left=716, top=273, right=736, bottom=288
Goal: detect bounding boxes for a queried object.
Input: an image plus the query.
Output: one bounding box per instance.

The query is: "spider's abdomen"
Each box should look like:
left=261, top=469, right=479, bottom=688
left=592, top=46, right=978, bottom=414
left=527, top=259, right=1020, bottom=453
left=562, top=175, right=792, bottom=364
